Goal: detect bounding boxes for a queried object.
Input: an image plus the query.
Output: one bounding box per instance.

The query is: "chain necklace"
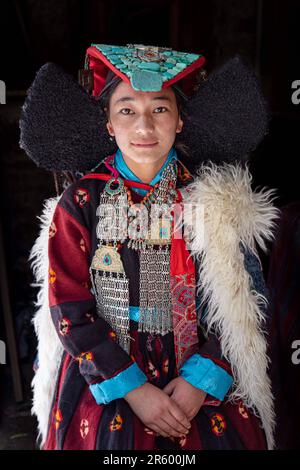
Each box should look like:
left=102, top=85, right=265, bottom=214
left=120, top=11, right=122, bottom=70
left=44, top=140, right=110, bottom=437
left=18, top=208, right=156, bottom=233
left=90, top=155, right=179, bottom=351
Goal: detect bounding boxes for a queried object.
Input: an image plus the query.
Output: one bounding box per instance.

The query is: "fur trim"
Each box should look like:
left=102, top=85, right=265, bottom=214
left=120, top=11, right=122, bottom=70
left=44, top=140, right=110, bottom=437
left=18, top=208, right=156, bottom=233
left=29, top=196, right=63, bottom=447
left=30, top=162, right=279, bottom=449
left=180, top=162, right=280, bottom=449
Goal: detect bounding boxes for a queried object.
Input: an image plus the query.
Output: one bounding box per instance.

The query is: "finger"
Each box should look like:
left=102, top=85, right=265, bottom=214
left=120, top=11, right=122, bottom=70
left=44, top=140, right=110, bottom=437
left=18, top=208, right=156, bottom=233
left=150, top=423, right=169, bottom=438
left=163, top=382, right=175, bottom=395
left=169, top=401, right=191, bottom=430
left=144, top=427, right=159, bottom=436
left=165, top=411, right=191, bottom=436
left=159, top=417, right=189, bottom=438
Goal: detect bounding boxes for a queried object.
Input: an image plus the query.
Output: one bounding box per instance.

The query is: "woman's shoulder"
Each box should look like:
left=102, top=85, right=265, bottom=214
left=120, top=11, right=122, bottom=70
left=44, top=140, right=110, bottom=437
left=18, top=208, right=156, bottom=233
left=56, top=161, right=110, bottom=227
left=59, top=162, right=109, bottom=202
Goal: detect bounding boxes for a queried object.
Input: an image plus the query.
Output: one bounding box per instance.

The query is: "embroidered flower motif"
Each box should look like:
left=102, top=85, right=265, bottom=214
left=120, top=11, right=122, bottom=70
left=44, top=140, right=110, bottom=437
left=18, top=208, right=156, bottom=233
left=162, top=357, right=169, bottom=374
left=80, top=419, right=89, bottom=439
left=176, top=284, right=194, bottom=308
left=146, top=360, right=160, bottom=380
left=80, top=238, right=86, bottom=252
left=76, top=351, right=94, bottom=366
left=54, top=408, right=63, bottom=430
left=109, top=414, right=123, bottom=432
left=210, top=413, right=227, bottom=437
left=238, top=403, right=249, bottom=419
left=49, top=221, right=57, bottom=238
left=85, top=312, right=95, bottom=323
left=49, top=267, right=56, bottom=284
left=81, top=281, right=90, bottom=289
left=74, top=188, right=91, bottom=208
left=59, top=317, right=71, bottom=336
left=109, top=331, right=117, bottom=341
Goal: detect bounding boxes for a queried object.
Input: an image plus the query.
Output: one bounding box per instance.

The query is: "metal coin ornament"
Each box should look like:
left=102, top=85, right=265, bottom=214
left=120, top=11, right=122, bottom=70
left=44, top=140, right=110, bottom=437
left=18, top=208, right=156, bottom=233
left=89, top=155, right=179, bottom=352
left=91, top=245, right=125, bottom=272
left=126, top=158, right=178, bottom=335
left=90, top=176, right=131, bottom=353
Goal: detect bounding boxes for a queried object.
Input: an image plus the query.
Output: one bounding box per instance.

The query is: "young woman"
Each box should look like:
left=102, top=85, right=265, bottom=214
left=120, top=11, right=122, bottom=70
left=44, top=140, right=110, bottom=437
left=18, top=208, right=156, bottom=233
left=20, top=44, right=279, bottom=450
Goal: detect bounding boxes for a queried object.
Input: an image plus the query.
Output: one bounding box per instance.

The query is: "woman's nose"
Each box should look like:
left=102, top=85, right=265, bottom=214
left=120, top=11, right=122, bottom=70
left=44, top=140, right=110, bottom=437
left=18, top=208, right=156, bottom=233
left=135, top=113, right=155, bottom=134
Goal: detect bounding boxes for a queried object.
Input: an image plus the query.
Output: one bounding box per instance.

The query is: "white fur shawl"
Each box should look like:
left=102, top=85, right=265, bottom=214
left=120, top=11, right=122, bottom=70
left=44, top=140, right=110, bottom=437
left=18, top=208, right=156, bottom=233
left=29, top=162, right=279, bottom=449
left=180, top=162, right=279, bottom=450
left=29, top=195, right=63, bottom=447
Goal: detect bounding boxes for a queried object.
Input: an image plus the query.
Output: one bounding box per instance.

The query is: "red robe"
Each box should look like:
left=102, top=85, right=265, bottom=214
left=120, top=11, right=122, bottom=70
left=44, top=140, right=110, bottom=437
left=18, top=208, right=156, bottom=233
left=43, top=161, right=267, bottom=450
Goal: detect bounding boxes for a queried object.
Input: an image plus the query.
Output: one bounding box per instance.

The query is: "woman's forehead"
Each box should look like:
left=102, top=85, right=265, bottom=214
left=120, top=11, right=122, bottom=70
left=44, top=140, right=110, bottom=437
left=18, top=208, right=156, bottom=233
left=110, top=81, right=176, bottom=105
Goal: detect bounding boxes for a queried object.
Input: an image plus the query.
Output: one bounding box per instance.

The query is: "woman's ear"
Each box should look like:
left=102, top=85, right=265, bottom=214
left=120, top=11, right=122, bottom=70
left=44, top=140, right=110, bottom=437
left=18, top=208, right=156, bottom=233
left=106, top=120, right=114, bottom=137
left=176, top=115, right=184, bottom=133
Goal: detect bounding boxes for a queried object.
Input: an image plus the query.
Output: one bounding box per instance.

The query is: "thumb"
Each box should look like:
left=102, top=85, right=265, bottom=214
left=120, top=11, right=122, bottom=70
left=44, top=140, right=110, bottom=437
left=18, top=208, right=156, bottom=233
left=163, top=380, right=176, bottom=395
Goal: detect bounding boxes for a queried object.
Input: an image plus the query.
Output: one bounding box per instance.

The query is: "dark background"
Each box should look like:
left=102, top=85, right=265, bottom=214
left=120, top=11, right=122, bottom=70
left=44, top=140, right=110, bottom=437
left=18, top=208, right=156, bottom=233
left=0, top=0, right=299, bottom=450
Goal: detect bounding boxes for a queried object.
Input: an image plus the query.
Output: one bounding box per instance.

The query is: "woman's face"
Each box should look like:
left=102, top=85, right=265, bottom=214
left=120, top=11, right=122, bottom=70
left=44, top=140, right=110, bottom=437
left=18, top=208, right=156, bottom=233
left=105, top=81, right=183, bottom=165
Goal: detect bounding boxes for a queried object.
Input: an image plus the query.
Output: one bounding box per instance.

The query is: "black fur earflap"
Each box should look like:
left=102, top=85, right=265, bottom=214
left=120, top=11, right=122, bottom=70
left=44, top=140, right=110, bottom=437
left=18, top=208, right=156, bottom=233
left=19, top=63, right=117, bottom=171
left=177, top=55, right=270, bottom=164
left=19, top=56, right=269, bottom=171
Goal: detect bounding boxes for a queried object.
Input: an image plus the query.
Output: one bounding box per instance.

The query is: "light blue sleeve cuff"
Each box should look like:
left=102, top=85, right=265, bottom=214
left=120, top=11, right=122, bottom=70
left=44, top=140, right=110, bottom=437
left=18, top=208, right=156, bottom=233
left=89, top=362, right=148, bottom=405
left=179, top=354, right=233, bottom=401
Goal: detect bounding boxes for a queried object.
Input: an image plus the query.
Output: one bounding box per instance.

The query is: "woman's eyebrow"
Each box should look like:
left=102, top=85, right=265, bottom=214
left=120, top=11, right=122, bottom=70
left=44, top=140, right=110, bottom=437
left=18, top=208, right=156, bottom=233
left=114, top=95, right=171, bottom=105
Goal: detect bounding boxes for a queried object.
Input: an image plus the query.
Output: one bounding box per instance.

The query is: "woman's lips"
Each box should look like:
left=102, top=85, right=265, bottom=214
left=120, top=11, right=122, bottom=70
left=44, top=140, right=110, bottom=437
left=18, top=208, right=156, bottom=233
left=131, top=142, right=158, bottom=147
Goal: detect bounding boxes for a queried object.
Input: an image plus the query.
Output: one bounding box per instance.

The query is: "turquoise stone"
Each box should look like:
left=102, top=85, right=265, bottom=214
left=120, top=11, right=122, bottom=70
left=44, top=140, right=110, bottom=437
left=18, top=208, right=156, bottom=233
left=93, top=44, right=111, bottom=52
left=167, top=69, right=177, bottom=77
left=137, top=62, right=161, bottom=71
left=165, top=58, right=176, bottom=65
left=163, top=62, right=174, bottom=69
left=162, top=72, right=173, bottom=80
left=176, top=62, right=187, bottom=69
left=103, top=254, right=112, bottom=265
left=110, top=57, right=122, bottom=65
left=113, top=58, right=123, bottom=65
left=177, top=57, right=193, bottom=64
left=172, top=67, right=186, bottom=74
left=111, top=46, right=125, bottom=53
left=131, top=69, right=163, bottom=91
left=186, top=53, right=199, bottom=61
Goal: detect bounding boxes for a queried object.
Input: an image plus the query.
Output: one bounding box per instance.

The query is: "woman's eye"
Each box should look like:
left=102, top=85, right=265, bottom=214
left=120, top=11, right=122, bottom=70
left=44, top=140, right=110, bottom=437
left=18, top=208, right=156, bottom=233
left=120, top=108, right=133, bottom=115
left=154, top=107, right=167, bottom=113
left=119, top=107, right=167, bottom=115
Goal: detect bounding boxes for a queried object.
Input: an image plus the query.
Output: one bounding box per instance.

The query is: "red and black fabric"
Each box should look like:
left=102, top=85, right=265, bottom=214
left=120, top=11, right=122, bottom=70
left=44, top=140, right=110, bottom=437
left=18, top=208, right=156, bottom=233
left=43, top=162, right=267, bottom=450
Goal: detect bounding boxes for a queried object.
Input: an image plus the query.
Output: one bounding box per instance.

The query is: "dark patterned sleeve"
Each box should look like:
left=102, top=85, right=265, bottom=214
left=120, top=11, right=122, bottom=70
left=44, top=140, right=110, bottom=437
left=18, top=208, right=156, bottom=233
left=48, top=184, right=147, bottom=404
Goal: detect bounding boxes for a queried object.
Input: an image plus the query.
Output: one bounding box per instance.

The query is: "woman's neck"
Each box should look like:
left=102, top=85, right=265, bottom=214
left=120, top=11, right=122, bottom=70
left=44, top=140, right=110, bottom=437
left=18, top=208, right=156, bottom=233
left=122, top=153, right=168, bottom=184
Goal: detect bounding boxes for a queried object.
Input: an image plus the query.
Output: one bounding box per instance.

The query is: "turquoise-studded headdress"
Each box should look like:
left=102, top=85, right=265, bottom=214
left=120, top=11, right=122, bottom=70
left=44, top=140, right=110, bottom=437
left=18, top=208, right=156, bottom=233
left=19, top=43, right=269, bottom=172
left=85, top=43, right=205, bottom=95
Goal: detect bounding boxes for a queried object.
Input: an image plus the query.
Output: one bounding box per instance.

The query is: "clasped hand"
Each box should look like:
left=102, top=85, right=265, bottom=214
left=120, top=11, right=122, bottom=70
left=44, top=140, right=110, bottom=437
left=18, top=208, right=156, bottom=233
left=124, top=377, right=206, bottom=439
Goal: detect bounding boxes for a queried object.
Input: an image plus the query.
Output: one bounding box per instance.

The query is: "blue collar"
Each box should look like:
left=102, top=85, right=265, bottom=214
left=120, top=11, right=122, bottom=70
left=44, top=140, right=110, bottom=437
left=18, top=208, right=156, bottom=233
left=114, top=147, right=177, bottom=196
